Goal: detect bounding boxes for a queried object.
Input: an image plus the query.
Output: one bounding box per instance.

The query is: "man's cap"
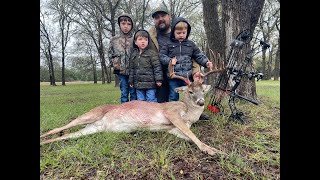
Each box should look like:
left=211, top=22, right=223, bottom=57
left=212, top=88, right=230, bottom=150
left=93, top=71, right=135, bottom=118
left=151, top=2, right=169, bottom=18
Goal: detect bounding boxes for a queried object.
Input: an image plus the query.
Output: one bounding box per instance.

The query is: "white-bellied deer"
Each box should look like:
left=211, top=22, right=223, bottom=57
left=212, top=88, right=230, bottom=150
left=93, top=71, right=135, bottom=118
left=40, top=58, right=225, bottom=156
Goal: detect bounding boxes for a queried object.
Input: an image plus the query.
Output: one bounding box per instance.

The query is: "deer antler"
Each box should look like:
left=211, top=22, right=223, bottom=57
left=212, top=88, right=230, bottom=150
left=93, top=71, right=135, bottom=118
left=199, top=49, right=225, bottom=83
left=206, top=49, right=225, bottom=75
left=168, top=57, right=191, bottom=85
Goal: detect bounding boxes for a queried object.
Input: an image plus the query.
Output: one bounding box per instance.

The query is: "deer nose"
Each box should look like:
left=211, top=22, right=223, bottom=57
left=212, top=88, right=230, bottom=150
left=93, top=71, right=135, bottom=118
left=197, top=99, right=205, bottom=106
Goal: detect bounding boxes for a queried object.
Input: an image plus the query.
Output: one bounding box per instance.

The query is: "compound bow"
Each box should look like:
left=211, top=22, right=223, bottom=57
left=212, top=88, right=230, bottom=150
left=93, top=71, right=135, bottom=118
left=207, top=29, right=269, bottom=123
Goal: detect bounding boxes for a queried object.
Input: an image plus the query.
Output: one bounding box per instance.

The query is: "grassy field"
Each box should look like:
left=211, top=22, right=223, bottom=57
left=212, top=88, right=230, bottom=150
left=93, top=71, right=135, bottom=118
left=40, top=80, right=280, bottom=179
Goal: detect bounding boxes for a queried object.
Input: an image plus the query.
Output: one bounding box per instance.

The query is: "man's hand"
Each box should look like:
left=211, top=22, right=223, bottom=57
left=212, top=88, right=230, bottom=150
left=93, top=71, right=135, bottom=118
left=206, top=61, right=213, bottom=69
left=193, top=72, right=204, bottom=82
left=129, top=84, right=133, bottom=88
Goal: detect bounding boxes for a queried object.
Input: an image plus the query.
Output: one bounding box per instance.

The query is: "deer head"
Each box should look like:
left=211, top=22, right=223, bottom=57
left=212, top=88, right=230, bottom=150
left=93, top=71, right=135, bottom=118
left=175, top=81, right=211, bottom=107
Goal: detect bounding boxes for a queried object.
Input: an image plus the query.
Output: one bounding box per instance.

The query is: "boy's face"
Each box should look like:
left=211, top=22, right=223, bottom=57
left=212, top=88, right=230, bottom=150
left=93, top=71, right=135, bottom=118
left=174, top=29, right=187, bottom=42
left=135, top=36, right=148, bottom=50
left=119, top=20, right=132, bottom=34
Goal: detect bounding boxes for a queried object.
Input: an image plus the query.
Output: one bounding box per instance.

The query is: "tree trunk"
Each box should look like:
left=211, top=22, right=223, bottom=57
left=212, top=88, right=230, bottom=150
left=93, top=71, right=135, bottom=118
left=108, top=66, right=112, bottom=83
left=261, top=48, right=267, bottom=79
left=49, top=75, right=53, bottom=85
left=101, top=65, right=105, bottom=83
left=61, top=44, right=66, bottom=85
left=100, top=50, right=110, bottom=83
left=222, top=0, right=265, bottom=99
left=98, top=16, right=110, bottom=84
left=273, top=35, right=280, bottom=80
left=109, top=4, right=117, bottom=37
left=202, top=0, right=225, bottom=86
left=267, top=47, right=273, bottom=79
left=48, top=48, right=56, bottom=86
left=90, top=53, right=97, bottom=84
left=141, top=0, right=146, bottom=29
left=202, top=0, right=224, bottom=55
left=93, top=63, right=97, bottom=84
left=44, top=50, right=54, bottom=86
left=60, top=15, right=66, bottom=86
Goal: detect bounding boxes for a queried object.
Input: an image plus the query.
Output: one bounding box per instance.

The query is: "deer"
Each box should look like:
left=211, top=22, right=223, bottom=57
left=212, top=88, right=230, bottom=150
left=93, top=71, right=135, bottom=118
left=40, top=56, right=225, bottom=156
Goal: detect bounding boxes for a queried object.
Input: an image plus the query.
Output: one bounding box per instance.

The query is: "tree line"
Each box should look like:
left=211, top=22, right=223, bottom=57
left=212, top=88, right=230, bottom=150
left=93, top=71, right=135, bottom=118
left=40, top=0, right=279, bottom=98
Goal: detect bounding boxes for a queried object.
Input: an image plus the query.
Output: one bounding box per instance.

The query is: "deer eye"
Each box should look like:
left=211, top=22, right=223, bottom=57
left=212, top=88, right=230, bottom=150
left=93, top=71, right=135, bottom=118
left=189, top=91, right=193, bottom=94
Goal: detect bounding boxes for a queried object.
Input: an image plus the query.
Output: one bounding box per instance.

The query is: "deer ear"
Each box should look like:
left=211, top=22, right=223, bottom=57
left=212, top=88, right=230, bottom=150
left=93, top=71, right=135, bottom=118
left=202, top=85, right=211, bottom=93
left=175, top=86, right=188, bottom=93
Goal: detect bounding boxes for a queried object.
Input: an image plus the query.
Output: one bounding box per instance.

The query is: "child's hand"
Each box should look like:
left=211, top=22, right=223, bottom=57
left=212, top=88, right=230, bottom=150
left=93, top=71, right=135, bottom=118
left=206, top=61, right=213, bottom=69
left=193, top=72, right=204, bottom=82
left=156, top=82, right=162, bottom=87
left=171, top=57, right=177, bottom=65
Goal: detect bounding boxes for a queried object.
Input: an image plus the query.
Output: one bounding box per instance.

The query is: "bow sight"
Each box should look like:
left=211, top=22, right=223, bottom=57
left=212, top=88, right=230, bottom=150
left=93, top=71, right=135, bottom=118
left=207, top=29, right=269, bottom=123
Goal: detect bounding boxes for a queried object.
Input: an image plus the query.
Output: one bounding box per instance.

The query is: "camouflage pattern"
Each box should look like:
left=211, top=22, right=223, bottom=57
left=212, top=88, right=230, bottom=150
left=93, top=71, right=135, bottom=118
left=108, top=13, right=135, bottom=75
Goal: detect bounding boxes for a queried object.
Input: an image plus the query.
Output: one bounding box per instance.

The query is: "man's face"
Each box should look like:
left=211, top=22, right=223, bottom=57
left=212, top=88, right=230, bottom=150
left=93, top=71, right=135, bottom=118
left=153, top=13, right=171, bottom=32
left=119, top=20, right=132, bottom=34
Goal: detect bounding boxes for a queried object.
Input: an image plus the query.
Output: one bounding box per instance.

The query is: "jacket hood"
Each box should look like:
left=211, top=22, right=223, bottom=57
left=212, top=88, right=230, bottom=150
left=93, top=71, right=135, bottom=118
left=118, top=13, right=135, bottom=36
left=132, top=29, right=152, bottom=50
left=170, top=17, right=191, bottom=41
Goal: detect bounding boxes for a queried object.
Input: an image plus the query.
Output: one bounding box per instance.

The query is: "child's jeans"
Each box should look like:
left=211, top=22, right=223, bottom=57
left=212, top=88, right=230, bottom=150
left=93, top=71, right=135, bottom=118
left=136, top=88, right=157, bottom=102
left=118, top=74, right=137, bottom=104
left=168, top=79, right=188, bottom=101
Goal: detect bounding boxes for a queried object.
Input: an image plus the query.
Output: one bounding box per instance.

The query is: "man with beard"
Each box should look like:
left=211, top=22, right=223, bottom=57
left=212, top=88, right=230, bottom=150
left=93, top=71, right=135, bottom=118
left=148, top=2, right=210, bottom=120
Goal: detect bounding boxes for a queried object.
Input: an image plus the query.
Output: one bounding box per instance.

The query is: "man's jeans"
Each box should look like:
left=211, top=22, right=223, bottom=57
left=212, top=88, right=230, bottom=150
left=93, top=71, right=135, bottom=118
left=156, top=69, right=169, bottom=103
left=136, top=88, right=157, bottom=102
left=168, top=79, right=188, bottom=101
left=118, top=74, right=136, bottom=104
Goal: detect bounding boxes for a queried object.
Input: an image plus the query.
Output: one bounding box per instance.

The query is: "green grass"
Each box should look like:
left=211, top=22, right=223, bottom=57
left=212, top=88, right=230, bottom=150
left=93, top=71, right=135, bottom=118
left=40, top=80, right=280, bottom=179
left=256, top=80, right=280, bottom=105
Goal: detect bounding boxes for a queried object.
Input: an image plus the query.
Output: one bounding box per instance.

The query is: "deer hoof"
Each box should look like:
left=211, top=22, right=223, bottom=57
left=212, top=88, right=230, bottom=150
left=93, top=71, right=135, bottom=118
left=201, top=144, right=226, bottom=156
left=205, top=148, right=217, bottom=156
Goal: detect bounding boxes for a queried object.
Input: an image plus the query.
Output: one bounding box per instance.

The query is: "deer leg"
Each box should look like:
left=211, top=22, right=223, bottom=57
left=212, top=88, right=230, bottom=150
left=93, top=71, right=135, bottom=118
left=40, top=123, right=104, bottom=145
left=167, top=128, right=191, bottom=141
left=40, top=105, right=116, bottom=138
left=40, top=119, right=87, bottom=139
left=164, top=111, right=225, bottom=156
